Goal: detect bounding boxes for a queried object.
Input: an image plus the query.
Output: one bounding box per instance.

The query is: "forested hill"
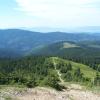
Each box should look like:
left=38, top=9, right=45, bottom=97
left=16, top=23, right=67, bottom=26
left=0, top=29, right=100, bottom=57
left=31, top=41, right=100, bottom=68
left=0, top=56, right=99, bottom=90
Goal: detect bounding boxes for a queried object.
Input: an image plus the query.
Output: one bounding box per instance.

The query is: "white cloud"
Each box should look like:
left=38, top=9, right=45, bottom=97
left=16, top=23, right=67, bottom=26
left=15, top=0, right=100, bottom=27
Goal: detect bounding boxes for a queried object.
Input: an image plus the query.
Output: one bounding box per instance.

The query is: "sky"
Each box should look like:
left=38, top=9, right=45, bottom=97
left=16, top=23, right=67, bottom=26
left=0, top=0, right=100, bottom=31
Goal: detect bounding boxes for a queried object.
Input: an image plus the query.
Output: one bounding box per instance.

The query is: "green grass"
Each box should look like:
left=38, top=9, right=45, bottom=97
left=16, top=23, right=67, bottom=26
left=70, top=61, right=97, bottom=78
left=5, top=96, right=13, bottom=100
left=52, top=57, right=99, bottom=79
left=0, top=85, right=27, bottom=93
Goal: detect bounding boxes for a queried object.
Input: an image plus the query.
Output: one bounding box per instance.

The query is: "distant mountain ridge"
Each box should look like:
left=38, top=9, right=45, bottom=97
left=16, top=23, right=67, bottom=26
left=20, top=26, right=100, bottom=33
left=32, top=41, right=100, bottom=59
left=0, top=29, right=100, bottom=57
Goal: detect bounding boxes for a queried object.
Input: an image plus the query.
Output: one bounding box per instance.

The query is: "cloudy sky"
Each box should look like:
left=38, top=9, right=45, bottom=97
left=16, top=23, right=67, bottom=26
left=0, top=0, right=100, bottom=30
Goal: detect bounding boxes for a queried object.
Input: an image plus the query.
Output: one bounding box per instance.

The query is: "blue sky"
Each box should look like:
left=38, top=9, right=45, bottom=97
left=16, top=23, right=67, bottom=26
left=0, top=0, right=100, bottom=30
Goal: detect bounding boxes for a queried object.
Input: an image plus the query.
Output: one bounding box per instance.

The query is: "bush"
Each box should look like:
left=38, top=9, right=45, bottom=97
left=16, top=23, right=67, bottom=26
left=64, top=72, right=72, bottom=82
left=94, top=72, right=100, bottom=86
left=44, top=74, right=63, bottom=90
left=26, top=79, right=37, bottom=88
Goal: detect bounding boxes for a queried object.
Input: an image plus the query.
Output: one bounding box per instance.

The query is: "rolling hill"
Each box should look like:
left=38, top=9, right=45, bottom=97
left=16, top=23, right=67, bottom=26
left=0, top=56, right=99, bottom=86
left=0, top=29, right=100, bottom=57
left=32, top=41, right=100, bottom=57
left=52, top=57, right=97, bottom=79
left=31, top=41, right=100, bottom=70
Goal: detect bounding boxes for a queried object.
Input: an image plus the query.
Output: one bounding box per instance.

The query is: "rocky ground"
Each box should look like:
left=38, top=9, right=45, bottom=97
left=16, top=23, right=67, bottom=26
left=0, top=85, right=100, bottom=100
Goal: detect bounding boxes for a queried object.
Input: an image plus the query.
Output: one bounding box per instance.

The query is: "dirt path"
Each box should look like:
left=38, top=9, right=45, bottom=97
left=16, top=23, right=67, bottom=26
left=52, top=58, right=64, bottom=83
left=1, top=81, right=100, bottom=100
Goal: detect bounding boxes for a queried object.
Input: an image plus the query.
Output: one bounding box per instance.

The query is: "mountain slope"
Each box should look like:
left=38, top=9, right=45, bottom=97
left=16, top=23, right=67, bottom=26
left=0, top=56, right=99, bottom=86
left=52, top=57, right=97, bottom=79
left=32, top=41, right=100, bottom=57
left=0, top=29, right=100, bottom=57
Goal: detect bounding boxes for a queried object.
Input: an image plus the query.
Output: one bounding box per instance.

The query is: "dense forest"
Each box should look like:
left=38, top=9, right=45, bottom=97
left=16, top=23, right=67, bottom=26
left=0, top=56, right=99, bottom=90
left=32, top=41, right=100, bottom=72
left=62, top=55, right=100, bottom=72
left=0, top=56, right=62, bottom=90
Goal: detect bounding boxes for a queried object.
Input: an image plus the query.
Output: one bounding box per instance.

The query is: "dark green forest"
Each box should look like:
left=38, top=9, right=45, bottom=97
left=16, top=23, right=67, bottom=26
left=0, top=56, right=62, bottom=90
left=33, top=41, right=100, bottom=72
left=0, top=56, right=99, bottom=90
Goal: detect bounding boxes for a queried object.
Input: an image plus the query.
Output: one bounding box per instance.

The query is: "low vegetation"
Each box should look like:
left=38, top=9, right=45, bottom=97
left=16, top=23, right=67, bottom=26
left=52, top=57, right=100, bottom=86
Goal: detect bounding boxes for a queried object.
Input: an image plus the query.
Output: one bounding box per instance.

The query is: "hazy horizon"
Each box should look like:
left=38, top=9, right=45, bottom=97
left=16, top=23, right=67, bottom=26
left=1, top=26, right=100, bottom=33
left=0, top=0, right=100, bottom=32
